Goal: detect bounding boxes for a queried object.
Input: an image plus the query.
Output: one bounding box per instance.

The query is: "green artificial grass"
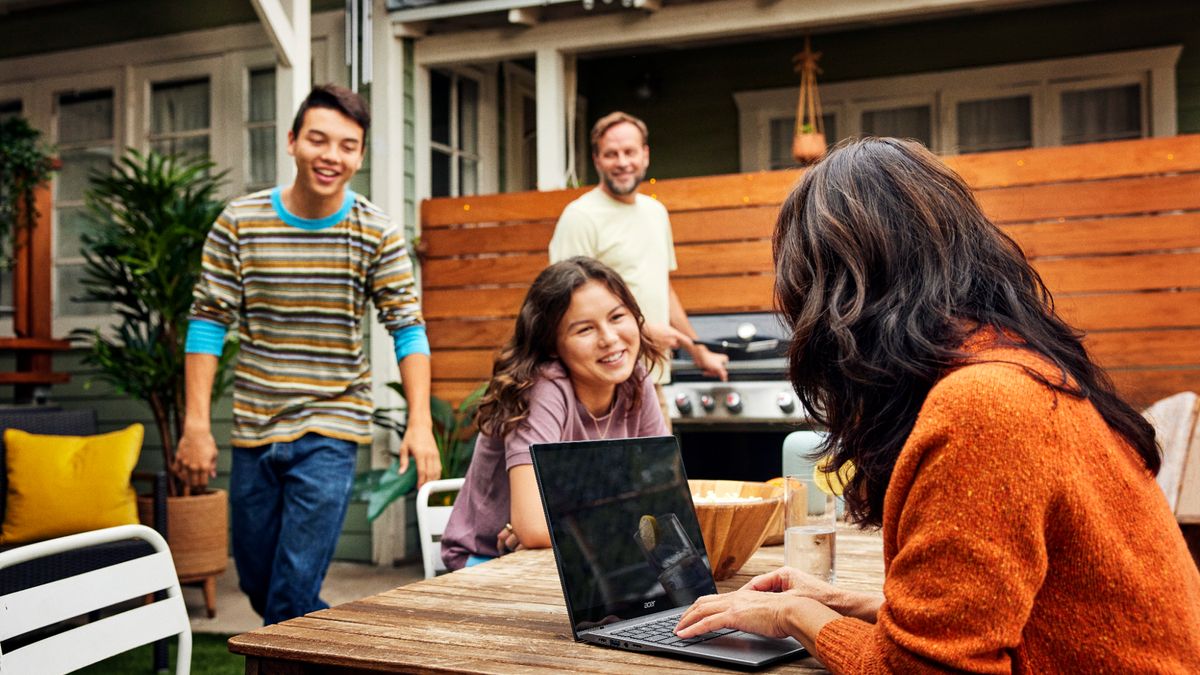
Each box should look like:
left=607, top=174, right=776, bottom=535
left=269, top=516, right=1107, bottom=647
left=78, top=633, right=243, bottom=675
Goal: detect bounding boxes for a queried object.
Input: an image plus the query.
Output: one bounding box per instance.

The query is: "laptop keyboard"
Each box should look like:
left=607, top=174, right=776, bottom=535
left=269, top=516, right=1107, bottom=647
left=611, top=614, right=737, bottom=648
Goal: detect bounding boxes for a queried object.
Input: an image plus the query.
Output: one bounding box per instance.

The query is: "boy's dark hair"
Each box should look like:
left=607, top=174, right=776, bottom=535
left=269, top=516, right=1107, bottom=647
left=289, top=84, right=371, bottom=141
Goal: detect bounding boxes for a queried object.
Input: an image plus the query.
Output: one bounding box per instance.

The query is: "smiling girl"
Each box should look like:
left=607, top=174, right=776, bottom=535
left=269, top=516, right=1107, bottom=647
left=440, top=257, right=669, bottom=571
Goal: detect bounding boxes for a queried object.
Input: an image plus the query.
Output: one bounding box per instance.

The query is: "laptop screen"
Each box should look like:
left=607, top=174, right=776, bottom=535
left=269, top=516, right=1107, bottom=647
left=531, top=435, right=717, bottom=635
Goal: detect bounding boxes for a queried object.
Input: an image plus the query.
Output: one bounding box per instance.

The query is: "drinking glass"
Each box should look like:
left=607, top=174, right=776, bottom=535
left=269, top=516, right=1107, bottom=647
left=783, top=474, right=837, bottom=583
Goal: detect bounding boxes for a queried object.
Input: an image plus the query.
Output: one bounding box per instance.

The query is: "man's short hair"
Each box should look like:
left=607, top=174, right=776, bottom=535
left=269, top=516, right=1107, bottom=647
left=590, top=111, right=648, bottom=155
left=290, top=84, right=371, bottom=141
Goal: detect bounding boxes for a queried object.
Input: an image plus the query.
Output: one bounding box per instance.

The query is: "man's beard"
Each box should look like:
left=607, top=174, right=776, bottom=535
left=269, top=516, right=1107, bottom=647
left=602, top=168, right=645, bottom=196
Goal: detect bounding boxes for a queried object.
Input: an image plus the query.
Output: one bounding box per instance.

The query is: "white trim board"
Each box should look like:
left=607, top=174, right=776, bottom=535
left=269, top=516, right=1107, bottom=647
left=407, top=0, right=1074, bottom=66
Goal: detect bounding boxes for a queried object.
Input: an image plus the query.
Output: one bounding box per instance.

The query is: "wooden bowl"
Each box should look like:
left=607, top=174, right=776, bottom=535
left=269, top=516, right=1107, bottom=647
left=688, top=480, right=783, bottom=580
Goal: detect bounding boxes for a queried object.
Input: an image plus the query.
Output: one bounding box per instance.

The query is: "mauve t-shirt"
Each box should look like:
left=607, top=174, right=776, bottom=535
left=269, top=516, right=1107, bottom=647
left=440, top=360, right=667, bottom=570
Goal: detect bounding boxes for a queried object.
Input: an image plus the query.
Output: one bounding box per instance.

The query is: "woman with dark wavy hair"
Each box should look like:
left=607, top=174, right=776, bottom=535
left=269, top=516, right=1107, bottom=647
left=441, top=257, right=667, bottom=570
left=676, top=138, right=1200, bottom=671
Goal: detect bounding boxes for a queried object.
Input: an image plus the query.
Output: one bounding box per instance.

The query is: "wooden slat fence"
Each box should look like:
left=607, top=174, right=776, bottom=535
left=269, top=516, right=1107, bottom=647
left=421, top=135, right=1200, bottom=407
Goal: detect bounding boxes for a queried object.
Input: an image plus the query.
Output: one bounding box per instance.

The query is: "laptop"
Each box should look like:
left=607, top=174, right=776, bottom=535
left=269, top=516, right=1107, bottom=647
left=530, top=435, right=806, bottom=669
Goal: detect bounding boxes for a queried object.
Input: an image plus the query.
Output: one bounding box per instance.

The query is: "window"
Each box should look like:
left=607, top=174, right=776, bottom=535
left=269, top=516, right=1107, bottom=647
left=54, top=89, right=116, bottom=318
left=954, top=94, right=1033, bottom=153
left=0, top=99, right=21, bottom=121
left=735, top=46, right=1179, bottom=170
left=1060, top=83, right=1142, bottom=145
left=430, top=69, right=481, bottom=197
left=149, top=78, right=211, bottom=159
left=246, top=68, right=277, bottom=191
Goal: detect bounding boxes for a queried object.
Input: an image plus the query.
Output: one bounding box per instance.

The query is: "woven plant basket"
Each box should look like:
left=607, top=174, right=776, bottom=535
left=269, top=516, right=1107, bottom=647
left=138, top=488, right=228, bottom=581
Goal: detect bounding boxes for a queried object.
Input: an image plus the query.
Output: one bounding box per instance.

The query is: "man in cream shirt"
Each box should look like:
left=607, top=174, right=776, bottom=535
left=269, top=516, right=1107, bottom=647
left=549, top=111, right=727, bottom=424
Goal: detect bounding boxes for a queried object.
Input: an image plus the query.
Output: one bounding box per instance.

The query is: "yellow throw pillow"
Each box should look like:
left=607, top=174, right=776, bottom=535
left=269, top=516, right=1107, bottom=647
left=2, top=423, right=144, bottom=545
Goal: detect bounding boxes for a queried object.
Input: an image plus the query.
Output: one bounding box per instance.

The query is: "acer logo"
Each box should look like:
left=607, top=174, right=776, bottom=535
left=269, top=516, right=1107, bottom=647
left=643, top=601, right=656, bottom=609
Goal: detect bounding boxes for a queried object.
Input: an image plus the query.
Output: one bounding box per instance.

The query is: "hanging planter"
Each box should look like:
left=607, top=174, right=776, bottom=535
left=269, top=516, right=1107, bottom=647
left=791, top=36, right=827, bottom=165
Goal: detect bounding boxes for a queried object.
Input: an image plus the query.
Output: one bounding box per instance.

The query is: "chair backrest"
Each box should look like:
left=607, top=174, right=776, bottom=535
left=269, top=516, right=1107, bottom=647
left=416, top=477, right=466, bottom=579
left=0, top=524, right=191, bottom=675
left=0, top=407, right=98, bottom=523
left=1142, top=392, right=1200, bottom=512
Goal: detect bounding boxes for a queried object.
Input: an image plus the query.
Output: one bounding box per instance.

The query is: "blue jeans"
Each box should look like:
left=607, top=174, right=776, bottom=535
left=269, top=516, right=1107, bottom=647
left=230, top=433, right=358, bottom=625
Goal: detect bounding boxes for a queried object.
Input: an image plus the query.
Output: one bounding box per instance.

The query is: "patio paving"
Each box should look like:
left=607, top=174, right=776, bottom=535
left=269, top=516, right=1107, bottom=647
left=183, top=557, right=425, bottom=635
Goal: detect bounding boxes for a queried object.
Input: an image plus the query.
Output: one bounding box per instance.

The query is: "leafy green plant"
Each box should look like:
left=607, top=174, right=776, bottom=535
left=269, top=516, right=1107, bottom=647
left=72, top=150, right=237, bottom=495
left=0, top=117, right=57, bottom=269
left=354, top=382, right=487, bottom=521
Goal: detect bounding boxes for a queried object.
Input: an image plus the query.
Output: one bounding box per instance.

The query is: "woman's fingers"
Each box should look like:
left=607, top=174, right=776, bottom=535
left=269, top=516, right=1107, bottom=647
left=675, top=594, right=728, bottom=637
left=675, top=590, right=795, bottom=639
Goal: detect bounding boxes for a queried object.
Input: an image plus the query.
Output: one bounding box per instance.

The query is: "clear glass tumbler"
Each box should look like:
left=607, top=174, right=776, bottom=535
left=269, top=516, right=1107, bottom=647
left=783, top=474, right=837, bottom=583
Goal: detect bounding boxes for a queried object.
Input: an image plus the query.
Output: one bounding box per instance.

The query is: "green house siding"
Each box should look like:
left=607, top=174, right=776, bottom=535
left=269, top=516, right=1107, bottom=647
left=578, top=0, right=1200, bottom=180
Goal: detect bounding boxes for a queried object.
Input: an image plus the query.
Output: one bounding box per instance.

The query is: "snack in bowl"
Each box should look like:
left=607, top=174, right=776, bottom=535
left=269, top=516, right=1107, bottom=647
left=687, top=479, right=783, bottom=580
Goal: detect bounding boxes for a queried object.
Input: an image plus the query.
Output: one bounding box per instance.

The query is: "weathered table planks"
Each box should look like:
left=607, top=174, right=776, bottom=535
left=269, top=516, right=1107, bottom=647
left=229, top=525, right=884, bottom=674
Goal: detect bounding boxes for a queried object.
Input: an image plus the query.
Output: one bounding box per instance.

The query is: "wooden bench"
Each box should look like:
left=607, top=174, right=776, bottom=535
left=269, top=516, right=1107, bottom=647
left=420, top=135, right=1200, bottom=410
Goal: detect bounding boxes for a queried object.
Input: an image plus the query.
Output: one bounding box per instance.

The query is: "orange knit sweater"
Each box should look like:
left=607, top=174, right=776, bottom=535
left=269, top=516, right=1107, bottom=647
left=815, top=344, right=1200, bottom=673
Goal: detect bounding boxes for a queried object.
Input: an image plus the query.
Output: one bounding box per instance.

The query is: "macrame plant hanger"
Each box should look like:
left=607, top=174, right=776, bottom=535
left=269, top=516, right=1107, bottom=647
left=792, top=35, right=826, bottom=164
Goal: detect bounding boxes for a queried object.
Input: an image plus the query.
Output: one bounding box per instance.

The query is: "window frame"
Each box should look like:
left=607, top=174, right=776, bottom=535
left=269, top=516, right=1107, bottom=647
left=416, top=63, right=498, bottom=201
left=733, top=45, right=1181, bottom=171
left=46, top=71, right=125, bottom=331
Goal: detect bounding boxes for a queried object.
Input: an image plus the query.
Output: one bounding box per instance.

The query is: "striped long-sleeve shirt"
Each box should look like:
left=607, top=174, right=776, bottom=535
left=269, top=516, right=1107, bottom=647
left=189, top=188, right=423, bottom=447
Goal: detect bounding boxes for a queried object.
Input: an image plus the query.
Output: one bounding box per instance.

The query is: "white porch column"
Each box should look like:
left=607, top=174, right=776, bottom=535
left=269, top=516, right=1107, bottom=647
left=368, top=0, right=413, bottom=566
left=535, top=48, right=569, bottom=191
left=251, top=0, right=311, bottom=183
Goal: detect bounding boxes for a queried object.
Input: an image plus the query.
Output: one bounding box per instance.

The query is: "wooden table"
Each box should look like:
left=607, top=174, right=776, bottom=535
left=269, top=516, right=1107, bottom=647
left=229, top=525, right=884, bottom=674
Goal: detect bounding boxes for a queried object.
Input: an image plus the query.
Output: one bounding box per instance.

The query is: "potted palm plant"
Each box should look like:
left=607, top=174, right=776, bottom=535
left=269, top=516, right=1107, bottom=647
left=73, top=149, right=237, bottom=608
left=356, top=383, right=486, bottom=522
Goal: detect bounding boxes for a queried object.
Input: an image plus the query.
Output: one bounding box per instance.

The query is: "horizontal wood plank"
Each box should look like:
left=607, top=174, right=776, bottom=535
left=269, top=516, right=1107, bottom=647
left=423, top=253, right=547, bottom=289
left=1033, top=251, right=1200, bottom=294
left=1005, top=213, right=1200, bottom=258
left=1109, top=368, right=1200, bottom=409
left=978, top=174, right=1200, bottom=225
left=424, top=287, right=528, bottom=320
left=946, top=135, right=1200, bottom=189
left=1085, top=330, right=1200, bottom=368
left=431, top=349, right=496, bottom=383
left=672, top=274, right=776, bottom=314
left=423, top=220, right=556, bottom=257
left=1055, top=291, right=1200, bottom=331
left=423, top=172, right=803, bottom=227
left=427, top=319, right=514, bottom=349
left=675, top=240, right=773, bottom=278
left=670, top=205, right=779, bottom=244
left=432, top=381, right=491, bottom=407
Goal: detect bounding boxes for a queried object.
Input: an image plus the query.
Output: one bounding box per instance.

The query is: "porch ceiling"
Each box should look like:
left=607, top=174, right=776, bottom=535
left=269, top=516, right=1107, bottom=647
left=391, top=0, right=1089, bottom=44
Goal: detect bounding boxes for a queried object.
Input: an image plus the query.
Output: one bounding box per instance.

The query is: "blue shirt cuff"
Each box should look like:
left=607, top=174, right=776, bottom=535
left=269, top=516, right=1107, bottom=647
left=392, top=324, right=431, bottom=362
left=186, top=319, right=228, bottom=356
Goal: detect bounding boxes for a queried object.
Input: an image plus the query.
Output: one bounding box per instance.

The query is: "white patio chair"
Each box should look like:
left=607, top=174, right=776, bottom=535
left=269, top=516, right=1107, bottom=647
left=417, top=477, right=466, bottom=579
left=1142, top=391, right=1200, bottom=513
left=0, top=523, right=191, bottom=675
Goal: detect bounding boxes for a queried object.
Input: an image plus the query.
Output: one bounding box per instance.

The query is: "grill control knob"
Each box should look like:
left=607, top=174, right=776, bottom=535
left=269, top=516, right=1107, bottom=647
left=699, top=394, right=716, bottom=412
left=674, top=393, right=693, bottom=416
left=777, top=392, right=796, bottom=413
left=724, top=392, right=743, bottom=414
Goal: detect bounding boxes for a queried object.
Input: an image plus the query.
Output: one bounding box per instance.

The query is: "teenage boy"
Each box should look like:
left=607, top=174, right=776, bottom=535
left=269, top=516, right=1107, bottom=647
left=174, top=84, right=438, bottom=625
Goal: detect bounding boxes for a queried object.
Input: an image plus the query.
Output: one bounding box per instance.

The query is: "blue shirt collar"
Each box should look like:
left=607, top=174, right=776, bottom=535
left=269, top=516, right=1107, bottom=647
left=270, top=187, right=354, bottom=230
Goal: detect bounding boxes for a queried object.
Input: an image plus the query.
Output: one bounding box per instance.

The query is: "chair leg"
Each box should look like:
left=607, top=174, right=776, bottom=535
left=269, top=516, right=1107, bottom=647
left=203, top=575, right=217, bottom=618
left=153, top=589, right=169, bottom=672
